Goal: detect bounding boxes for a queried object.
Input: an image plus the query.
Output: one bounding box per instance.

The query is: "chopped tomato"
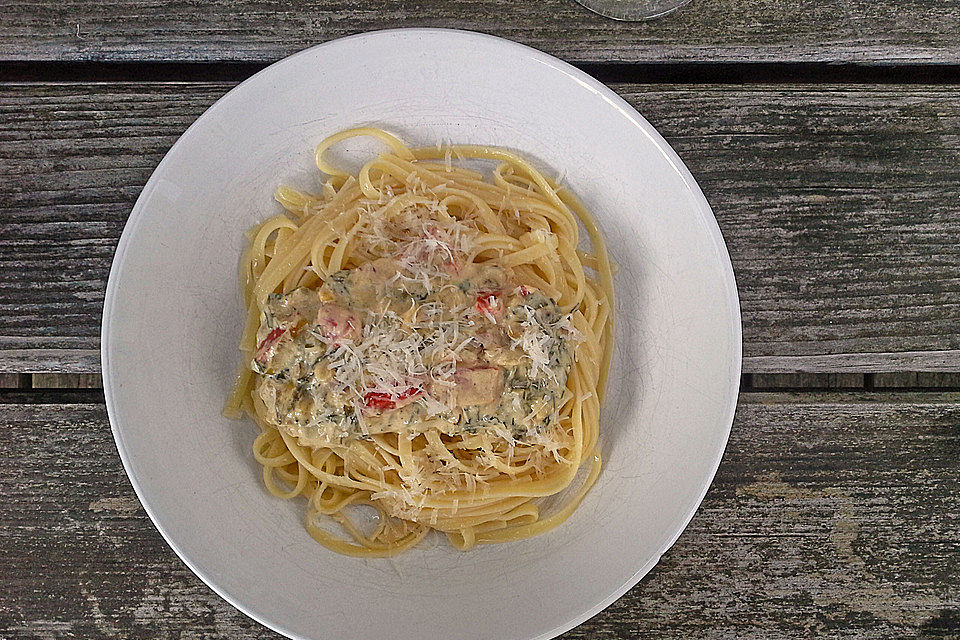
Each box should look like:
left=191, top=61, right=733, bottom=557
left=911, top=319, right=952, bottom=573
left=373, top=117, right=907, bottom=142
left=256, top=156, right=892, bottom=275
left=518, top=285, right=530, bottom=296
left=363, top=386, right=423, bottom=411
left=363, top=392, right=396, bottom=410
left=476, top=291, right=502, bottom=320
left=254, top=327, right=286, bottom=365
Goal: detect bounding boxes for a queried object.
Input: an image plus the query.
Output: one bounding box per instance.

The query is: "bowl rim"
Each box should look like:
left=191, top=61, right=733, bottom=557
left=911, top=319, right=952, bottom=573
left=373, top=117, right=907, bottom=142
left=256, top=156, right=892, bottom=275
left=101, top=27, right=742, bottom=640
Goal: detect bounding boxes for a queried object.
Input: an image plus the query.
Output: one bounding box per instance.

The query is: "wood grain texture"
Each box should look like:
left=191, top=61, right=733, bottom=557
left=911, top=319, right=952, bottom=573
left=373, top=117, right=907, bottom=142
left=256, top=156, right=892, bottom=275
left=0, top=373, right=25, bottom=388
left=0, top=0, right=958, bottom=64
left=875, top=372, right=960, bottom=388
left=31, top=373, right=101, bottom=388
left=2, top=82, right=960, bottom=374
left=746, top=351, right=960, bottom=374
left=1, top=393, right=958, bottom=638
left=751, top=373, right=865, bottom=389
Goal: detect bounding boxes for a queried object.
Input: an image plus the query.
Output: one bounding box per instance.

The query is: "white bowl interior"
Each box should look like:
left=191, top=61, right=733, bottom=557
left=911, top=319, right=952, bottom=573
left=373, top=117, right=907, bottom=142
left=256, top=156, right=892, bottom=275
left=103, top=29, right=741, bottom=640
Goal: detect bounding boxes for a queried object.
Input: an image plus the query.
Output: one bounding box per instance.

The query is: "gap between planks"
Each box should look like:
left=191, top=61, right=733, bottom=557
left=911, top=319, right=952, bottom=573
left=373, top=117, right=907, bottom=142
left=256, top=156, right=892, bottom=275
left=8, top=373, right=960, bottom=395
left=8, top=352, right=960, bottom=378
left=3, top=61, right=960, bottom=85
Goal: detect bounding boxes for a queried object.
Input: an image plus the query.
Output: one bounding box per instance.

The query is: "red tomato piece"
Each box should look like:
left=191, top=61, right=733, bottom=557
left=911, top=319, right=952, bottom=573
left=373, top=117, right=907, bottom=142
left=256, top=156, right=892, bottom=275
left=476, top=292, right=502, bottom=319
left=363, top=386, right=423, bottom=411
left=254, top=327, right=286, bottom=365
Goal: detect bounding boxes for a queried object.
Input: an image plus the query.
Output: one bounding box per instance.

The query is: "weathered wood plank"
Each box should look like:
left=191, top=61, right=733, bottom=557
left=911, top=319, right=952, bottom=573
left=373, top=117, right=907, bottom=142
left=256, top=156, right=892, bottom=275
left=31, top=373, right=101, bottom=388
left=746, top=351, right=960, bottom=374
left=875, top=372, right=960, bottom=388
left=1, top=394, right=957, bottom=638
left=752, top=373, right=865, bottom=389
left=0, top=373, right=25, bottom=388
left=0, top=350, right=103, bottom=375
left=2, top=82, right=960, bottom=374
left=0, top=0, right=958, bottom=64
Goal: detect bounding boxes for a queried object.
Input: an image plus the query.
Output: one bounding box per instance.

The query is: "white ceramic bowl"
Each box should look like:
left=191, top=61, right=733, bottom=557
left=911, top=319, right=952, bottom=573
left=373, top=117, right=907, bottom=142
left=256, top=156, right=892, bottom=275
left=102, top=29, right=741, bottom=640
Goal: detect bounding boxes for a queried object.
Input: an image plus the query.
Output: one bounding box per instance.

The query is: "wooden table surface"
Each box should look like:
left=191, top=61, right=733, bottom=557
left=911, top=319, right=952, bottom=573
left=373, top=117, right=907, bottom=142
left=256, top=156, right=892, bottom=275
left=2, top=2, right=959, bottom=638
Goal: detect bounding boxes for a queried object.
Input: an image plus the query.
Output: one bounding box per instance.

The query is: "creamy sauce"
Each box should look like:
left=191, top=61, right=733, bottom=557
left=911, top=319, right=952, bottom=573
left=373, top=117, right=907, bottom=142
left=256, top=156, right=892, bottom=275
left=253, top=233, right=577, bottom=448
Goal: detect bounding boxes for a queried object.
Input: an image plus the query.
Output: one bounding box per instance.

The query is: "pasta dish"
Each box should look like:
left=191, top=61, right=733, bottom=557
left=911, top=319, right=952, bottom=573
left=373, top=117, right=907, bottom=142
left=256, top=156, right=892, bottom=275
left=225, top=128, right=614, bottom=556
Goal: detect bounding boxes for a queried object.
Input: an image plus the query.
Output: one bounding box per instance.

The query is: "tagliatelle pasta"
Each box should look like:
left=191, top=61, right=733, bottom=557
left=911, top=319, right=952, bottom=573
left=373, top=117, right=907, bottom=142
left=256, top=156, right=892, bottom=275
left=225, top=127, right=614, bottom=557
